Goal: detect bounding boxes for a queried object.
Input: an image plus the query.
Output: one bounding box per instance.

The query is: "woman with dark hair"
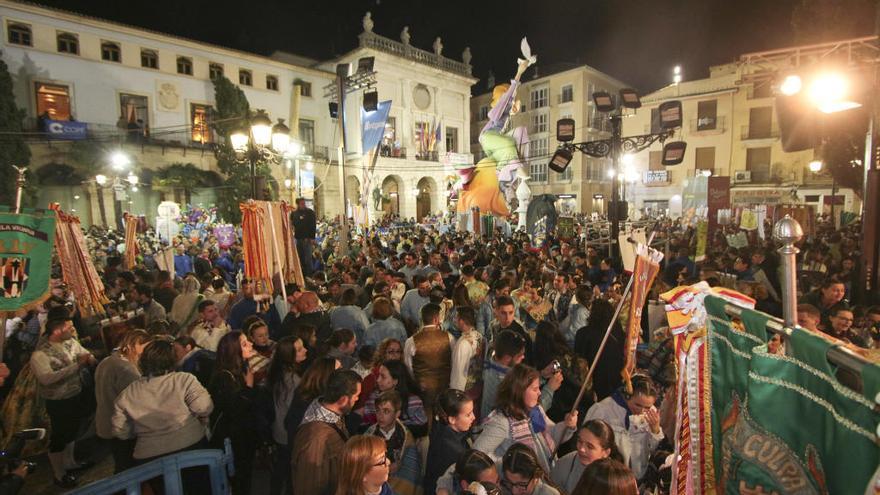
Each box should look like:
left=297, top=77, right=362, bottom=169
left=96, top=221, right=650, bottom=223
left=424, top=389, right=476, bottom=494
left=500, top=443, right=561, bottom=495
left=111, top=338, right=213, bottom=490
left=585, top=375, right=663, bottom=481
left=571, top=457, right=638, bottom=495
left=267, top=336, right=308, bottom=495
left=445, top=284, right=486, bottom=339
left=293, top=323, right=318, bottom=369
left=284, top=356, right=341, bottom=445
left=361, top=359, right=427, bottom=436
left=533, top=320, right=584, bottom=421
left=473, top=364, right=577, bottom=472
left=208, top=331, right=263, bottom=494
left=436, top=449, right=500, bottom=495
left=355, top=338, right=405, bottom=412
left=575, top=298, right=625, bottom=401
left=550, top=420, right=622, bottom=493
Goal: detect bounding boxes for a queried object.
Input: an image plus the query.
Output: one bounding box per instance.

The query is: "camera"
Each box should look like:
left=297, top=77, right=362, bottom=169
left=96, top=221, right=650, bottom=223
left=0, top=428, right=45, bottom=476
left=550, top=360, right=562, bottom=374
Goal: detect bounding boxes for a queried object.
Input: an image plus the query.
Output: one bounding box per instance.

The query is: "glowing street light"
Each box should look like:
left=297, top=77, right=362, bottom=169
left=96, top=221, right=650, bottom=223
left=126, top=173, right=139, bottom=186
left=607, top=168, right=616, bottom=179
left=780, top=75, right=802, bottom=96
left=809, top=160, right=823, bottom=173
left=95, top=174, right=107, bottom=186
left=673, top=65, right=682, bottom=84
left=110, top=151, right=130, bottom=170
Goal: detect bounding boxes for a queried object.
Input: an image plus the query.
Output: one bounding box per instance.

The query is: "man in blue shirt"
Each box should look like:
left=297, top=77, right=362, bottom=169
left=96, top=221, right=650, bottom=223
left=400, top=275, right=431, bottom=331
left=173, top=244, right=194, bottom=278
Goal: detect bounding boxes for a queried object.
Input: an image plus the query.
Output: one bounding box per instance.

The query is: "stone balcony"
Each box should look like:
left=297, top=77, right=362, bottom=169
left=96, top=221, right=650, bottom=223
left=358, top=32, right=472, bottom=77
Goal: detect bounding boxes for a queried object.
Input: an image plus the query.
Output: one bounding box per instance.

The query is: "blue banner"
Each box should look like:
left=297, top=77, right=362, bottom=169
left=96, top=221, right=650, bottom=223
left=45, top=120, right=87, bottom=140
left=360, top=100, right=392, bottom=153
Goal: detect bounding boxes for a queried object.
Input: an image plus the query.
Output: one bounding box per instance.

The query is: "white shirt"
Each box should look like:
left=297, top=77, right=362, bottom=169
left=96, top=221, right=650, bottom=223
left=450, top=329, right=481, bottom=390
left=190, top=320, right=231, bottom=352
left=585, top=396, right=664, bottom=479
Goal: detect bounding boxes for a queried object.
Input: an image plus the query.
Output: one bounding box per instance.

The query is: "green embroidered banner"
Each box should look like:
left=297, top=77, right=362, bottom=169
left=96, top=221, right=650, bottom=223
left=706, top=296, right=880, bottom=495
left=0, top=211, right=56, bottom=311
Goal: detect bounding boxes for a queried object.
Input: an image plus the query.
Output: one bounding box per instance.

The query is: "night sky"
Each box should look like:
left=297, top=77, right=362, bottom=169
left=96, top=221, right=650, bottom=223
left=39, top=0, right=878, bottom=93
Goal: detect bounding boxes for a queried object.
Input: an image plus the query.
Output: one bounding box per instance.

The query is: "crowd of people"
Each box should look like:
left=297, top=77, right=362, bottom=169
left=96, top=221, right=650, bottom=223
left=0, top=198, right=874, bottom=495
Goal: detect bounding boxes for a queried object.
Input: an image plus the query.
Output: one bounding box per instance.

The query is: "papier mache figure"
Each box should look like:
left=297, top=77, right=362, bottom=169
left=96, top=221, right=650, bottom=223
left=455, top=40, right=536, bottom=218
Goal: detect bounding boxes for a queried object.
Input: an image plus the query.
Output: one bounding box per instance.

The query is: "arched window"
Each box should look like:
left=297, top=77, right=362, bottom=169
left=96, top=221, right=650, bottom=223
left=57, top=32, right=79, bottom=55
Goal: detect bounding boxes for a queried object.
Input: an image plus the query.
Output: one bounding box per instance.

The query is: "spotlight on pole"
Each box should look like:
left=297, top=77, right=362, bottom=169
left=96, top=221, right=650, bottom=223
left=662, top=141, right=687, bottom=165
left=780, top=74, right=802, bottom=96
left=808, top=72, right=862, bottom=114
left=556, top=118, right=576, bottom=142
left=592, top=92, right=616, bottom=113
left=673, top=65, right=682, bottom=84
left=618, top=88, right=641, bottom=109
left=548, top=148, right=573, bottom=173
left=658, top=100, right=683, bottom=129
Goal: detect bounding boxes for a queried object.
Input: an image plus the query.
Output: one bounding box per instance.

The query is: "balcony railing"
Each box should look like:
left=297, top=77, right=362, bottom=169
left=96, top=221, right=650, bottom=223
left=379, top=146, right=408, bottom=159
left=740, top=125, right=780, bottom=140
left=300, top=143, right=329, bottom=159
left=688, top=116, right=727, bottom=134
left=357, top=31, right=472, bottom=77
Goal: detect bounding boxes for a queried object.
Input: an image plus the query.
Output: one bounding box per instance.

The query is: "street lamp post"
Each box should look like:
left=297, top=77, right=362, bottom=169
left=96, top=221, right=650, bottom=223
left=230, top=110, right=291, bottom=200
left=809, top=159, right=838, bottom=226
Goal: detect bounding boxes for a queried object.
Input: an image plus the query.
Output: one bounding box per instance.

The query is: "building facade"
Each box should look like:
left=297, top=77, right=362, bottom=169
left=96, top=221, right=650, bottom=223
left=0, top=1, right=473, bottom=227
left=623, top=59, right=859, bottom=218
left=470, top=64, right=627, bottom=214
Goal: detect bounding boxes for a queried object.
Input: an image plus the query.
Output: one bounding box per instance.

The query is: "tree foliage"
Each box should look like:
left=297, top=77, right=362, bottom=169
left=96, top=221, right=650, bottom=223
left=210, top=75, right=273, bottom=223
left=152, top=162, right=215, bottom=205
left=0, top=54, right=32, bottom=207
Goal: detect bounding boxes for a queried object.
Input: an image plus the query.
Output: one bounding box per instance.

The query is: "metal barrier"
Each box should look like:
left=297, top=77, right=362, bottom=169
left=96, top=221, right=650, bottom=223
left=70, top=439, right=235, bottom=495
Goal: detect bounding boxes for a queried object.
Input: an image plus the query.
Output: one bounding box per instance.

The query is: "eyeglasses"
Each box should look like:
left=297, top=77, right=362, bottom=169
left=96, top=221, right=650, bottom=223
left=501, top=478, right=532, bottom=490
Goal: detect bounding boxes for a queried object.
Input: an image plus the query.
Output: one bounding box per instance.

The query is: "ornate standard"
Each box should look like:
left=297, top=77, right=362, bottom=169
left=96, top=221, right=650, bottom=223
left=773, top=215, right=804, bottom=328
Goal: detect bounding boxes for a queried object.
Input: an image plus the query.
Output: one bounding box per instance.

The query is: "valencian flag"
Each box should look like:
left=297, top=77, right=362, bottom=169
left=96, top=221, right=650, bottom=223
left=621, top=243, right=663, bottom=393
left=0, top=209, right=56, bottom=311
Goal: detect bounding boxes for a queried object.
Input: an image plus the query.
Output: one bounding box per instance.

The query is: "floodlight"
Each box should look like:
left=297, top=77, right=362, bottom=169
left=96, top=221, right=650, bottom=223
left=556, top=118, right=575, bottom=142
left=329, top=102, right=339, bottom=119
left=592, top=92, right=615, bottom=113
left=658, top=100, right=683, bottom=129
left=619, top=88, right=641, bottom=109
left=95, top=174, right=107, bottom=186
left=780, top=75, right=802, bottom=96
left=662, top=141, right=687, bottom=165
left=809, top=160, right=823, bottom=173
left=808, top=72, right=862, bottom=113
left=548, top=148, right=573, bottom=173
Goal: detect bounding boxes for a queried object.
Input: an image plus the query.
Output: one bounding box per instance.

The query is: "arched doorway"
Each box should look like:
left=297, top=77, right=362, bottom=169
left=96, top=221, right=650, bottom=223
left=416, top=177, right=437, bottom=222
left=381, top=175, right=402, bottom=217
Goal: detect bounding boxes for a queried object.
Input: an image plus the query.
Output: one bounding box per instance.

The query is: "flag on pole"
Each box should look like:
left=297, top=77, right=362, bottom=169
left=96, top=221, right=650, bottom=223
left=621, top=243, right=663, bottom=393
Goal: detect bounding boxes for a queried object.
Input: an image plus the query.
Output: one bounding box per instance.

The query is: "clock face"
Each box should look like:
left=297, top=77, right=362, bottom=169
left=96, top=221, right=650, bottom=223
left=413, top=84, right=431, bottom=110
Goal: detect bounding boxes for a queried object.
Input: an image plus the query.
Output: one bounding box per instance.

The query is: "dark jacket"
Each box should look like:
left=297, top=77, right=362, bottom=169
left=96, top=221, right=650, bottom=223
left=281, top=311, right=332, bottom=343
left=575, top=320, right=625, bottom=402
left=291, top=208, right=317, bottom=239
left=423, top=423, right=470, bottom=494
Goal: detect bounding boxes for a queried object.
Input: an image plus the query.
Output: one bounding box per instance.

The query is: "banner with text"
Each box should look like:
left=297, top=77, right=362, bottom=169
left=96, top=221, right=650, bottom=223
left=0, top=212, right=56, bottom=311
left=361, top=100, right=392, bottom=153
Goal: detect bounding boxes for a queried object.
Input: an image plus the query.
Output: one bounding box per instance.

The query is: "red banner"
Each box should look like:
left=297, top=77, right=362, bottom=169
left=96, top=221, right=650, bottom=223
left=707, top=176, right=730, bottom=240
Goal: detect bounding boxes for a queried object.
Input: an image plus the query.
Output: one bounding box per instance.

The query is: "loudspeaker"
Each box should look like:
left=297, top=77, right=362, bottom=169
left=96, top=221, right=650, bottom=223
left=363, top=91, right=378, bottom=112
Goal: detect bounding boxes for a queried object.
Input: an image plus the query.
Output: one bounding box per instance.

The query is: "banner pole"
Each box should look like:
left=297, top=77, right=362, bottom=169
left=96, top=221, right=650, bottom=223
left=566, top=229, right=658, bottom=420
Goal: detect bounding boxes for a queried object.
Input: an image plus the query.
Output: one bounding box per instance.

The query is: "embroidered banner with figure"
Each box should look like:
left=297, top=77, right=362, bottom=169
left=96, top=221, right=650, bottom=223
left=0, top=210, right=56, bottom=311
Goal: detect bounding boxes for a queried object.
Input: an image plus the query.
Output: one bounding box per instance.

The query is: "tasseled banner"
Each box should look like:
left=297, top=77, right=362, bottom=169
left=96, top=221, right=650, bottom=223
left=123, top=213, right=139, bottom=270
left=49, top=204, right=109, bottom=317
